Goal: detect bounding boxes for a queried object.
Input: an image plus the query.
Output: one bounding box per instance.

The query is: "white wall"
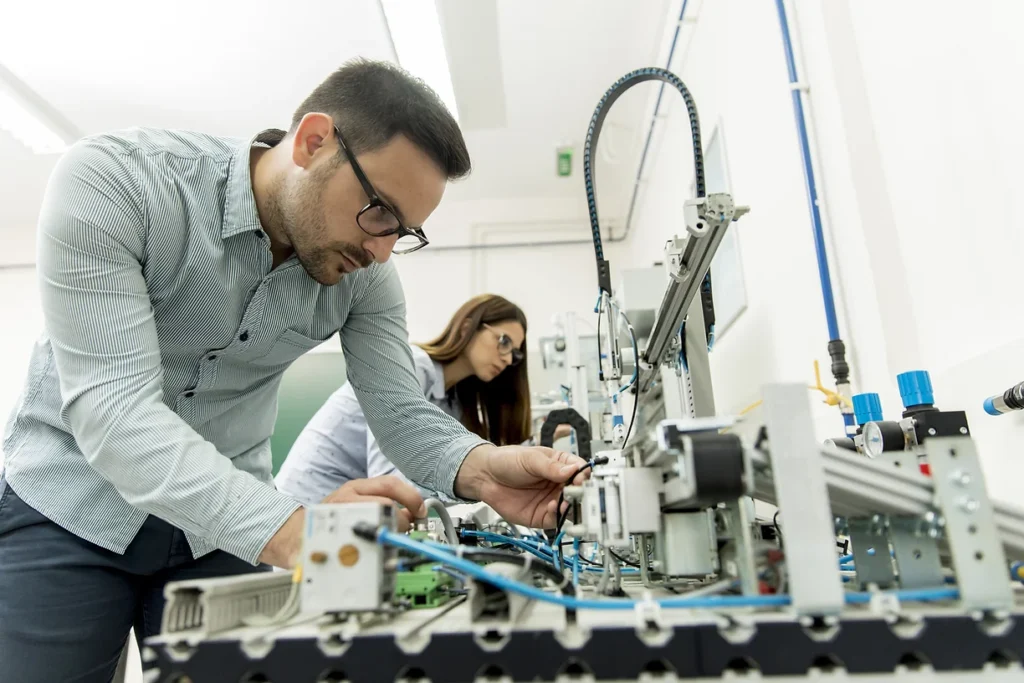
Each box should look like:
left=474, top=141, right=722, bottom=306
left=623, top=0, right=1024, bottom=502
left=395, top=195, right=624, bottom=348
left=625, top=0, right=838, bottom=423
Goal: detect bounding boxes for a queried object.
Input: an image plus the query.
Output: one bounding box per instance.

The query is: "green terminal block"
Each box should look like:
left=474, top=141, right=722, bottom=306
left=395, top=562, right=455, bottom=609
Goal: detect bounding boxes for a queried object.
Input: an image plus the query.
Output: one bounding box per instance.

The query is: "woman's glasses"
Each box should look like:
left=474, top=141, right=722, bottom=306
left=483, top=324, right=524, bottom=366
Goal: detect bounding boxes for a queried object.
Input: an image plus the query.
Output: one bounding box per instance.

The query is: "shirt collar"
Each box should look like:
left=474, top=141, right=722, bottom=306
left=427, top=358, right=447, bottom=401
left=222, top=128, right=286, bottom=239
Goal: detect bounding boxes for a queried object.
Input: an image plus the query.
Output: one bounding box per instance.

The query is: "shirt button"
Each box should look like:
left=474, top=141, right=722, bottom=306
left=184, top=391, right=195, bottom=398
left=239, top=331, right=249, bottom=342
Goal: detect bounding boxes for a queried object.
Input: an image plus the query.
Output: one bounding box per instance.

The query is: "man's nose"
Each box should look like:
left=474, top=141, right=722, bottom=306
left=364, top=234, right=399, bottom=263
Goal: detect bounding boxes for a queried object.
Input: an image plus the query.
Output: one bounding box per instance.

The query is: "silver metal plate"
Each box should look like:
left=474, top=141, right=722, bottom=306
left=926, top=437, right=1012, bottom=611
left=848, top=517, right=896, bottom=589
left=762, top=384, right=845, bottom=614
left=889, top=516, right=944, bottom=589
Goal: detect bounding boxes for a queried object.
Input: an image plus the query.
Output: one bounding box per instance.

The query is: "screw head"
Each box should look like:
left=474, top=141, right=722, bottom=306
left=959, top=497, right=980, bottom=514
left=951, top=470, right=971, bottom=487
left=928, top=428, right=938, bottom=436
left=959, top=427, right=969, bottom=435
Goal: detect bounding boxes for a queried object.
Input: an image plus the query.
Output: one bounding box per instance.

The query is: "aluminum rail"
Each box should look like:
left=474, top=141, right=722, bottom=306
left=750, top=444, right=1024, bottom=559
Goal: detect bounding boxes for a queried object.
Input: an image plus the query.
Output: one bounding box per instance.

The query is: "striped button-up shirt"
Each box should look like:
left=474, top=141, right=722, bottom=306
left=0, top=127, right=487, bottom=564
left=275, top=345, right=462, bottom=506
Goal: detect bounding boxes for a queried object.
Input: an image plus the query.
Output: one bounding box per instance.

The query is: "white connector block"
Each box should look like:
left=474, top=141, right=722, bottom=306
left=300, top=502, right=396, bottom=614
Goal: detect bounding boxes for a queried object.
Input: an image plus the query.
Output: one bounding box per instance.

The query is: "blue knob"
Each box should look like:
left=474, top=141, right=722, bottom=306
left=852, top=393, right=883, bottom=425
left=897, top=370, right=934, bottom=409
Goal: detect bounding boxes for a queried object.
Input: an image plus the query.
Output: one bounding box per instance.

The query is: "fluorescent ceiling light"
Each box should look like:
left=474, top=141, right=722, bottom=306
left=0, top=89, right=67, bottom=154
left=380, top=0, right=459, bottom=122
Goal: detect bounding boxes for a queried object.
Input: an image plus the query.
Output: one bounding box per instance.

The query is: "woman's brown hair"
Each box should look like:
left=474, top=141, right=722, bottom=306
left=417, top=294, right=530, bottom=446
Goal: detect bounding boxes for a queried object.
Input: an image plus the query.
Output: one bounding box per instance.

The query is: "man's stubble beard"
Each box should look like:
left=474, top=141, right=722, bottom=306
left=273, top=166, right=336, bottom=285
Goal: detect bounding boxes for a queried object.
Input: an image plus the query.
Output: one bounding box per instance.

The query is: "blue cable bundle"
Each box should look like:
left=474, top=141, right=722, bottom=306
left=371, top=527, right=959, bottom=611
left=460, top=530, right=639, bottom=575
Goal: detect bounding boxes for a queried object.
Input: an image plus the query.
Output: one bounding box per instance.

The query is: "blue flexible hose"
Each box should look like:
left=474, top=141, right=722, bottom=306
left=383, top=529, right=959, bottom=610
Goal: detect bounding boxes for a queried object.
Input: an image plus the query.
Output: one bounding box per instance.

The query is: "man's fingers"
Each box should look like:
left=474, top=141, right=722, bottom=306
left=554, top=457, right=588, bottom=481
left=572, top=468, right=593, bottom=486
left=541, top=499, right=558, bottom=529
left=396, top=508, right=415, bottom=532
left=351, top=476, right=427, bottom=518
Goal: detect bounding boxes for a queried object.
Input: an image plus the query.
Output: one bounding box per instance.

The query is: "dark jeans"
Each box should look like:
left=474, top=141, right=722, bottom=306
left=0, top=475, right=268, bottom=683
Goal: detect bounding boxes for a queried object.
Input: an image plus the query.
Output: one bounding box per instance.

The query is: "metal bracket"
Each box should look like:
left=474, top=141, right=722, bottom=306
left=889, top=516, right=944, bottom=589
left=762, top=384, right=844, bottom=615
left=879, top=450, right=917, bottom=472
left=726, top=497, right=760, bottom=596
left=848, top=517, right=896, bottom=589
left=926, top=437, right=1012, bottom=611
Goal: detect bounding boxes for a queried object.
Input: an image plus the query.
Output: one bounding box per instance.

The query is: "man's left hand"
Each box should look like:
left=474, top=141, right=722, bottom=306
left=454, top=444, right=590, bottom=528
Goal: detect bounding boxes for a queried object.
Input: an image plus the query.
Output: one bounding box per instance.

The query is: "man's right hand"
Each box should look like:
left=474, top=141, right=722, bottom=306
left=259, top=476, right=427, bottom=569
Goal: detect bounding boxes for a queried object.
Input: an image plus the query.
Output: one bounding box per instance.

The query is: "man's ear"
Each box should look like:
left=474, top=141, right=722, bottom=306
left=290, top=113, right=334, bottom=170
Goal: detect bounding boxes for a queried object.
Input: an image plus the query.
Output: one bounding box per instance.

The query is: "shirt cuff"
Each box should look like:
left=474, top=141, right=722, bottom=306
left=434, top=434, right=491, bottom=503
left=211, top=471, right=303, bottom=565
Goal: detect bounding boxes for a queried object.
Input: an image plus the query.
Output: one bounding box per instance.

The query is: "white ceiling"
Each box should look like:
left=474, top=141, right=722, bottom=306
left=0, top=0, right=672, bottom=264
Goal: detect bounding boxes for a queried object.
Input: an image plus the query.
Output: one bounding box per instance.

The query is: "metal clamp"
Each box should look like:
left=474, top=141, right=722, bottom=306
left=634, top=591, right=663, bottom=632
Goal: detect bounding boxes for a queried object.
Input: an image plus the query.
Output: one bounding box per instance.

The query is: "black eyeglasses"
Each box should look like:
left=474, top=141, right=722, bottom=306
left=334, top=125, right=429, bottom=255
left=483, top=324, right=525, bottom=366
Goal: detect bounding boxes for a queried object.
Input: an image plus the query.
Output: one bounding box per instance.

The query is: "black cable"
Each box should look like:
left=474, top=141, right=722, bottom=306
left=553, top=456, right=609, bottom=568
left=608, top=549, right=641, bottom=568
left=555, top=457, right=608, bottom=532
left=595, top=302, right=604, bottom=382
left=773, top=510, right=783, bottom=548
left=622, top=385, right=639, bottom=447
left=464, top=548, right=575, bottom=597
left=604, top=305, right=638, bottom=448
left=555, top=541, right=605, bottom=568
left=584, top=68, right=707, bottom=294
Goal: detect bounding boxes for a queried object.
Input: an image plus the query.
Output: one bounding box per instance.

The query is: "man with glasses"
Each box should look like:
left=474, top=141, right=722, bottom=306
left=0, top=59, right=588, bottom=680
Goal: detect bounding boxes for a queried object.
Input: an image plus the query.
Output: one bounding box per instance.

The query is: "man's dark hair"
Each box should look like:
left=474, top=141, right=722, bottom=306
left=292, top=59, right=470, bottom=180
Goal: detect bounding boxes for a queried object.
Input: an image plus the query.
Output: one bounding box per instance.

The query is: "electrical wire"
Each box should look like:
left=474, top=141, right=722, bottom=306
left=622, top=385, right=639, bottom=447
left=555, top=457, right=606, bottom=535
left=457, top=529, right=637, bottom=575
left=242, top=564, right=302, bottom=626
left=424, top=545, right=575, bottom=598
left=461, top=531, right=557, bottom=565
left=365, top=527, right=962, bottom=611
left=684, top=579, right=739, bottom=597
left=572, top=538, right=581, bottom=587
left=614, top=304, right=639, bottom=393
left=595, top=294, right=605, bottom=382
left=552, top=530, right=566, bottom=571
left=422, top=498, right=458, bottom=545
left=609, top=549, right=641, bottom=568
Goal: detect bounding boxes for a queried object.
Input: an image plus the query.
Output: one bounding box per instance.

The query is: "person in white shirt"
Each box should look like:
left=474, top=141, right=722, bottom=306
left=277, top=294, right=568, bottom=505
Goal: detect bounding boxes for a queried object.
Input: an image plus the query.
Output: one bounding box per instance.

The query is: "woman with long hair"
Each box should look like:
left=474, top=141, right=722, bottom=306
left=276, top=294, right=535, bottom=505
